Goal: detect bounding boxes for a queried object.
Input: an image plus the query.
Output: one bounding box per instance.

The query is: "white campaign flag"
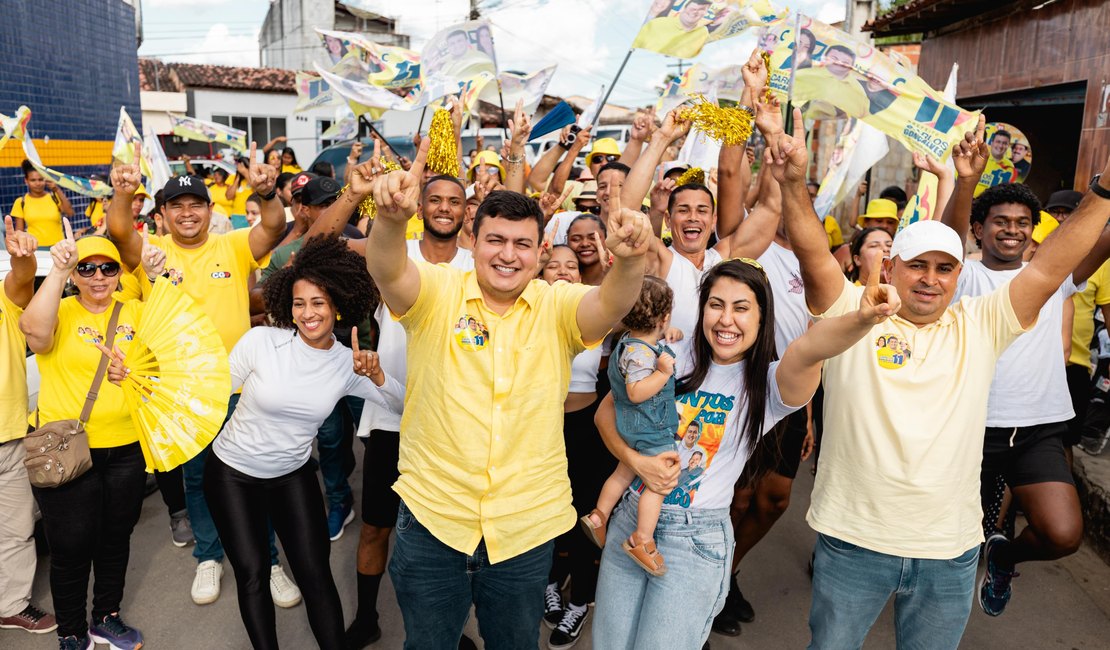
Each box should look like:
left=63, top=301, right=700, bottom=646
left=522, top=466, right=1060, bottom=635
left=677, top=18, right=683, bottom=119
left=813, top=118, right=889, bottom=219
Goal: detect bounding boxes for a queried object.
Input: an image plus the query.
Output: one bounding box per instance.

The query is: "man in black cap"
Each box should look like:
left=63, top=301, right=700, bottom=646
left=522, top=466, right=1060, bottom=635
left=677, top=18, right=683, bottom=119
left=107, top=146, right=301, bottom=609
left=1045, top=189, right=1083, bottom=223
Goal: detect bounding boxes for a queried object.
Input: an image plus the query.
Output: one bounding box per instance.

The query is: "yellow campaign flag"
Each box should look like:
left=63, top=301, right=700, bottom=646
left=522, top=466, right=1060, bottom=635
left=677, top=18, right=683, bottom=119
left=112, top=107, right=153, bottom=179
left=169, top=114, right=248, bottom=153
left=633, top=0, right=781, bottom=59
left=3, top=105, right=112, bottom=198
left=316, top=28, right=421, bottom=90
left=761, top=14, right=979, bottom=162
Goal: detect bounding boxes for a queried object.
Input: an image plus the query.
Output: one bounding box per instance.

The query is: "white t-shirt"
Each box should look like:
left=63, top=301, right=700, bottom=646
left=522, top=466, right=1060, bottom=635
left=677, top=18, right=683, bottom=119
left=633, top=352, right=799, bottom=511
left=757, top=242, right=810, bottom=357
left=569, top=345, right=603, bottom=393
left=213, top=327, right=405, bottom=479
left=665, top=246, right=723, bottom=361
left=954, top=259, right=1081, bottom=427
left=359, top=240, right=474, bottom=434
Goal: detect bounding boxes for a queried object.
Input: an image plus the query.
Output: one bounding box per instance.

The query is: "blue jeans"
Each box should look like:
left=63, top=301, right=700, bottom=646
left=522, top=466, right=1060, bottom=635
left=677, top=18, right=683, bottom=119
left=594, top=492, right=733, bottom=650
left=183, top=394, right=278, bottom=565
left=808, top=533, right=979, bottom=650
left=388, top=500, right=553, bottom=650
left=315, top=396, right=363, bottom=511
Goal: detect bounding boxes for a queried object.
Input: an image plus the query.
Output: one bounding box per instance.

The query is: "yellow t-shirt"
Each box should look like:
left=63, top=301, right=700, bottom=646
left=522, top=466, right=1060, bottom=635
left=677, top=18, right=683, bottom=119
left=809, top=276, right=1026, bottom=559
left=86, top=200, right=106, bottom=228
left=394, top=262, right=594, bottom=563
left=631, top=16, right=710, bottom=59
left=34, top=297, right=142, bottom=448
left=824, top=216, right=844, bottom=249
left=0, top=283, right=28, bottom=443
left=152, top=229, right=262, bottom=353
left=1070, top=259, right=1110, bottom=370
left=209, top=181, right=235, bottom=217
left=281, top=164, right=302, bottom=175
left=10, top=194, right=63, bottom=246
left=229, top=176, right=251, bottom=217
left=406, top=215, right=424, bottom=240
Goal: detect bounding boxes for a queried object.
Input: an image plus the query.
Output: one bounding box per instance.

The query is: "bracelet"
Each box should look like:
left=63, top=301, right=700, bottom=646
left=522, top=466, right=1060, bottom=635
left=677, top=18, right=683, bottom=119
left=558, top=141, right=571, bottom=150
left=1091, top=174, right=1110, bottom=200
left=504, top=152, right=524, bottom=164
left=260, top=188, right=277, bottom=201
left=735, top=104, right=755, bottom=116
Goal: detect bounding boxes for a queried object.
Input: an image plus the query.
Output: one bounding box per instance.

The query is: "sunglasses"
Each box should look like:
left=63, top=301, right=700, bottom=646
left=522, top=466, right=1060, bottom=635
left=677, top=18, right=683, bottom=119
left=581, top=205, right=602, bottom=215
left=75, top=261, right=121, bottom=278
left=595, top=154, right=620, bottom=164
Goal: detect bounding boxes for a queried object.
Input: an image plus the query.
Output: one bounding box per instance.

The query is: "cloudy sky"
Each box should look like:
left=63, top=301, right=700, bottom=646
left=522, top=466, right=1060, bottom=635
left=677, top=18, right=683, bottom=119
left=138, top=0, right=847, bottom=107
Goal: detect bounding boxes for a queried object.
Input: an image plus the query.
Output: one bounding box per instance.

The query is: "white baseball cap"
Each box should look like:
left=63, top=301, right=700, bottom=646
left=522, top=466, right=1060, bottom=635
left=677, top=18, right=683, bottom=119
left=889, top=220, right=964, bottom=264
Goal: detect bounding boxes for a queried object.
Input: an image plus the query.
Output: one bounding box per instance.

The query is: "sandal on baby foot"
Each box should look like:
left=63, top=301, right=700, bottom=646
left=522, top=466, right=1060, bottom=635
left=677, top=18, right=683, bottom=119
left=622, top=533, right=667, bottom=576
left=579, top=509, right=608, bottom=548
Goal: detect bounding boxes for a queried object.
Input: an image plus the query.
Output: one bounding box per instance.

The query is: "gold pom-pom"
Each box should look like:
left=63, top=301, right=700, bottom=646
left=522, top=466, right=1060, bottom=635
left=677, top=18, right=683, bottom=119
left=341, top=158, right=406, bottom=220
left=676, top=167, right=706, bottom=186
left=760, top=51, right=773, bottom=103
left=426, top=108, right=459, bottom=177
left=676, top=95, right=753, bottom=147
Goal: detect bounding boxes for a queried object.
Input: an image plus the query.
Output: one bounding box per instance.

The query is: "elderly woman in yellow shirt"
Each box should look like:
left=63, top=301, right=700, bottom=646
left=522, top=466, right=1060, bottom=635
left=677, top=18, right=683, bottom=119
left=19, top=222, right=167, bottom=650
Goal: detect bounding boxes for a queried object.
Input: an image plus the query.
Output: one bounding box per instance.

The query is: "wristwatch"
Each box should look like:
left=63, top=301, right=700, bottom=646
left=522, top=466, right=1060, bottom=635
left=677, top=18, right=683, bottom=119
left=1091, top=174, right=1110, bottom=200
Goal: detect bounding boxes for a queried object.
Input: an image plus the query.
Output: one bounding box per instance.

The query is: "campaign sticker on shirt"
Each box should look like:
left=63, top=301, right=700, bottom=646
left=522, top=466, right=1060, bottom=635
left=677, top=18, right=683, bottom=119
left=77, top=326, right=105, bottom=345
left=166, top=268, right=184, bottom=286
left=453, top=314, right=489, bottom=351
left=875, top=334, right=912, bottom=369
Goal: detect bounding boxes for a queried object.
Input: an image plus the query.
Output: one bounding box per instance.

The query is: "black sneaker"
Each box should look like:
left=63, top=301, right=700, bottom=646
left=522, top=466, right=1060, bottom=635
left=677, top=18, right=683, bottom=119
left=542, top=581, right=565, bottom=629
left=731, top=577, right=755, bottom=622
left=548, top=605, right=589, bottom=649
left=979, top=533, right=1019, bottom=617
left=58, top=635, right=92, bottom=650
left=345, top=616, right=381, bottom=649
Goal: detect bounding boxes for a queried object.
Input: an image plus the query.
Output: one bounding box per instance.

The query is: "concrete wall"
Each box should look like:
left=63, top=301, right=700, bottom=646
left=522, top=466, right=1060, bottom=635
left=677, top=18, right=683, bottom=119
left=0, top=0, right=142, bottom=227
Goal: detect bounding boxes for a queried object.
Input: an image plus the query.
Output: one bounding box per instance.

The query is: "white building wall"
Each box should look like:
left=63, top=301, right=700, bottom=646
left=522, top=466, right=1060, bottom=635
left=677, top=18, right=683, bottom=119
left=140, top=90, right=187, bottom=134
left=190, top=88, right=338, bottom=162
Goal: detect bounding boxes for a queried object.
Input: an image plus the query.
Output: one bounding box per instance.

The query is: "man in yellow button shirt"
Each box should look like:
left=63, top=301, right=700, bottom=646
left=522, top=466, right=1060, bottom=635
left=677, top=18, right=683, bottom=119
left=365, top=137, right=651, bottom=648
left=10, top=160, right=74, bottom=247
left=0, top=217, right=58, bottom=635
left=106, top=144, right=298, bottom=608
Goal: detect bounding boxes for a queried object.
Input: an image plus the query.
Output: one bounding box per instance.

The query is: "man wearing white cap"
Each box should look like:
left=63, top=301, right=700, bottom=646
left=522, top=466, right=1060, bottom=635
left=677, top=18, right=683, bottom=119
left=764, top=104, right=1110, bottom=648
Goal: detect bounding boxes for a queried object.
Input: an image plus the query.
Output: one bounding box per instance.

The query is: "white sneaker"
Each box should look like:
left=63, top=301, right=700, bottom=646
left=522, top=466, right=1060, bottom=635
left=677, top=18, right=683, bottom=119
left=270, top=564, right=302, bottom=608
left=191, top=560, right=223, bottom=605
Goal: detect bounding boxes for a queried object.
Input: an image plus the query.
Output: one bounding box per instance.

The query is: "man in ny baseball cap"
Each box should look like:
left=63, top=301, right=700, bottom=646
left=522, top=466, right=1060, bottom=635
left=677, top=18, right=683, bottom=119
left=161, top=175, right=211, bottom=203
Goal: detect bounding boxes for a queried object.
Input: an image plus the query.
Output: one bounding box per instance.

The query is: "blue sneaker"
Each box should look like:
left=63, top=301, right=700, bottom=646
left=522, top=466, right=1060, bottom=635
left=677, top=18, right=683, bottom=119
left=58, top=635, right=93, bottom=650
left=88, top=612, right=143, bottom=649
left=979, top=533, right=1019, bottom=616
left=328, top=497, right=355, bottom=541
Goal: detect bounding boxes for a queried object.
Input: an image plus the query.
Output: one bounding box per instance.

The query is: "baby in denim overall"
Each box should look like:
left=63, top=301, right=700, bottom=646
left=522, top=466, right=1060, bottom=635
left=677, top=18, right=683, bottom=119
left=580, top=277, right=678, bottom=576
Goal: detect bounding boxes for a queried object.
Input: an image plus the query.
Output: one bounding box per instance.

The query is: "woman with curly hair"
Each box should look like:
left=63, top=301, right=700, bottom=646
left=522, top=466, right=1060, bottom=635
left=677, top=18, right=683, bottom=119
left=134, top=236, right=399, bottom=649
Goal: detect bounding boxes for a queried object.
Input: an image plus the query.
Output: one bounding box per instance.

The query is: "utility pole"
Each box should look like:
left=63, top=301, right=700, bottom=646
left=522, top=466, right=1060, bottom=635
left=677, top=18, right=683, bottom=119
left=470, top=0, right=480, bottom=20
left=666, top=59, right=688, bottom=78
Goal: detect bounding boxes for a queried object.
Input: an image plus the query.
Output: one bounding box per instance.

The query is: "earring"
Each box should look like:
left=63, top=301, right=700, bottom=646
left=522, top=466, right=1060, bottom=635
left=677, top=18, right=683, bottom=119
left=336, top=313, right=342, bottom=322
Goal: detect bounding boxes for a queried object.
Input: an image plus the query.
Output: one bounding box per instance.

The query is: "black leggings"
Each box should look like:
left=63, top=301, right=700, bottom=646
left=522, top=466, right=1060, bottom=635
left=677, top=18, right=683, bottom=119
left=203, top=453, right=343, bottom=650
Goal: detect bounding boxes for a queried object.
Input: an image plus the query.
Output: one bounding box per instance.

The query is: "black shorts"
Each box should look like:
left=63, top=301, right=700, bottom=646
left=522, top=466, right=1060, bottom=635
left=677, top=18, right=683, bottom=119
left=360, top=429, right=401, bottom=527
left=755, top=408, right=809, bottom=480
left=982, top=421, right=1075, bottom=488
left=1065, top=363, right=1092, bottom=446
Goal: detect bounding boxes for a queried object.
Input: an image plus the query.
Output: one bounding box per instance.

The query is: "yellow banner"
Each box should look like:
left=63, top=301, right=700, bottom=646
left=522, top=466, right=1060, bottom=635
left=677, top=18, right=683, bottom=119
left=633, top=0, right=781, bottom=59
left=762, top=14, right=979, bottom=162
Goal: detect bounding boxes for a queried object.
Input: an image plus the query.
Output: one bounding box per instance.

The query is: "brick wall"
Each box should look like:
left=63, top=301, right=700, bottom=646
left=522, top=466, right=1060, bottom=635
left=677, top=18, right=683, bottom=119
left=0, top=0, right=142, bottom=229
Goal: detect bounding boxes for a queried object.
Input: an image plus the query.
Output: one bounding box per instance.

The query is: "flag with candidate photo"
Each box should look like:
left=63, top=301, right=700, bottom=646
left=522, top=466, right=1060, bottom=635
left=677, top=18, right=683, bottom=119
left=419, top=21, right=498, bottom=104
left=633, top=0, right=782, bottom=59
left=113, top=107, right=154, bottom=179
left=657, top=63, right=747, bottom=114
left=294, top=72, right=342, bottom=113
left=760, top=13, right=978, bottom=162
left=316, top=28, right=421, bottom=90
left=170, top=114, right=248, bottom=153
left=480, top=65, right=558, bottom=110
left=2, top=105, right=112, bottom=198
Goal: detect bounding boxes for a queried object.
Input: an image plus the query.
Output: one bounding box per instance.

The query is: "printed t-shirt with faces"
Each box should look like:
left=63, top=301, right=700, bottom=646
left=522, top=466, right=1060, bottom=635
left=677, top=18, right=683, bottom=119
left=359, top=240, right=475, bottom=434
left=629, top=349, right=798, bottom=511
left=35, top=297, right=142, bottom=448
left=151, top=228, right=263, bottom=353
left=0, top=283, right=28, bottom=442
left=953, top=259, right=1081, bottom=427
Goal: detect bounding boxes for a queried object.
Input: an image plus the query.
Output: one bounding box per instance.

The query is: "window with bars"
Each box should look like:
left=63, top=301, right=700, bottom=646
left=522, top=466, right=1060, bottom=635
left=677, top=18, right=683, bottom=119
left=211, top=115, right=287, bottom=146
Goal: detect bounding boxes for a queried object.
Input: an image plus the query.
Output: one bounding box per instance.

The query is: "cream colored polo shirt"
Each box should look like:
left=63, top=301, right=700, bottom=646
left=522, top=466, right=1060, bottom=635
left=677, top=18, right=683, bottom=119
left=807, top=275, right=1027, bottom=559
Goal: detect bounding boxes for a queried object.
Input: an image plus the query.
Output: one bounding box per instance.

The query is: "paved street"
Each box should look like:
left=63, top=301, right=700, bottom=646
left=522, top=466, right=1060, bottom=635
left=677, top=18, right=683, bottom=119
left=7, top=457, right=1110, bottom=649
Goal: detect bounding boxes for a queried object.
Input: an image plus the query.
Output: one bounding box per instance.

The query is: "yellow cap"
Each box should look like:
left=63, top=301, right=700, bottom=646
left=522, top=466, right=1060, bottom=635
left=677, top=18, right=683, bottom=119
left=586, top=138, right=621, bottom=166
left=1032, top=211, right=1059, bottom=244
left=134, top=184, right=152, bottom=201
left=856, top=198, right=899, bottom=227
left=76, top=236, right=122, bottom=265
left=467, top=150, right=505, bottom=182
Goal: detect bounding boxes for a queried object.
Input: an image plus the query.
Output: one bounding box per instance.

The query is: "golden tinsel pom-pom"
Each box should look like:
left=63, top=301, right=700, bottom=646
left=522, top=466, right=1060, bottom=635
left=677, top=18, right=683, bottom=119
left=426, top=108, right=459, bottom=177
left=676, top=167, right=706, bottom=186
left=760, top=51, right=773, bottom=103
left=339, top=183, right=378, bottom=219
left=676, top=95, right=754, bottom=147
